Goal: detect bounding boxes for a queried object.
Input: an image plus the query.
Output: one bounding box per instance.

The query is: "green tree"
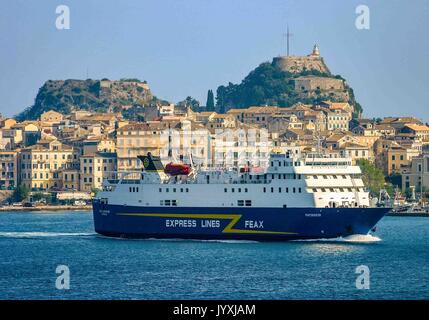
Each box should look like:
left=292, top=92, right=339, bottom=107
left=206, top=90, right=215, bottom=111
left=386, top=173, right=402, bottom=188
left=120, top=78, right=141, bottom=82
left=216, top=85, right=227, bottom=114
left=356, top=159, right=386, bottom=196
left=178, top=96, right=200, bottom=111
left=12, top=184, right=29, bottom=202
left=31, top=192, right=45, bottom=202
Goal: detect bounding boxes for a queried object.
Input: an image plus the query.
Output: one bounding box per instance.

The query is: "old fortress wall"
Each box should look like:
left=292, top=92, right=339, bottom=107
left=272, top=45, right=349, bottom=101
left=272, top=45, right=330, bottom=75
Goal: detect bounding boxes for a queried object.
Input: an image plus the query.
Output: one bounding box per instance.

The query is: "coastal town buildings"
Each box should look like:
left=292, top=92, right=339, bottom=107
left=40, top=110, right=64, bottom=123
left=374, top=139, right=421, bottom=176
left=401, top=124, right=429, bottom=143
left=211, top=124, right=271, bottom=167
left=116, top=122, right=170, bottom=172
left=402, top=153, right=429, bottom=192
left=0, top=150, right=18, bottom=189
left=116, top=120, right=210, bottom=171
left=19, top=139, right=76, bottom=190
left=79, top=152, right=117, bottom=192
left=61, top=168, right=80, bottom=191
left=0, top=105, right=426, bottom=200
left=338, top=142, right=372, bottom=163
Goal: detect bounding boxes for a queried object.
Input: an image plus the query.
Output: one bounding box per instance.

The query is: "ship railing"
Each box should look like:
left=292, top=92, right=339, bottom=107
left=304, top=154, right=352, bottom=166
left=305, top=152, right=350, bottom=159
left=199, top=166, right=236, bottom=171
left=102, top=171, right=144, bottom=185
left=237, top=180, right=267, bottom=184
left=101, top=170, right=273, bottom=186
left=303, top=161, right=351, bottom=167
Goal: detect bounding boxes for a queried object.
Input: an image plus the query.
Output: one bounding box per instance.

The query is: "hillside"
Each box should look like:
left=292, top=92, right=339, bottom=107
left=216, top=46, right=363, bottom=117
left=16, top=46, right=362, bottom=120
left=16, top=79, right=165, bottom=121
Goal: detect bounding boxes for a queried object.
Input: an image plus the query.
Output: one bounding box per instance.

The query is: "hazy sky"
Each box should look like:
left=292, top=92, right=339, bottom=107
left=1, top=0, right=428, bottom=121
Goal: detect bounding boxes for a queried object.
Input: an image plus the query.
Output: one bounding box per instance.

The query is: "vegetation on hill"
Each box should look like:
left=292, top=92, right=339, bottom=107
left=119, top=78, right=147, bottom=83
left=15, top=56, right=363, bottom=120
left=215, top=61, right=363, bottom=116
left=16, top=79, right=159, bottom=121
left=356, top=159, right=386, bottom=196
left=177, top=96, right=200, bottom=112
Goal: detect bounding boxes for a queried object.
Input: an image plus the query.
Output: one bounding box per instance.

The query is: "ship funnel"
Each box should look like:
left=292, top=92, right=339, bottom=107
left=138, top=152, right=165, bottom=172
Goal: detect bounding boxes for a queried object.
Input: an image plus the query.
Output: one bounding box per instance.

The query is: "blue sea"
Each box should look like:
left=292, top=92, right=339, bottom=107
left=0, top=211, right=428, bottom=300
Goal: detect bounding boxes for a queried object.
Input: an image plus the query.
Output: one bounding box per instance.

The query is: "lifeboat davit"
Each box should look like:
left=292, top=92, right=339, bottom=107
left=164, top=163, right=191, bottom=176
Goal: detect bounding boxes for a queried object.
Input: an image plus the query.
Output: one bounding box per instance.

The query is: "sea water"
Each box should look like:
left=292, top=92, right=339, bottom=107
left=0, top=212, right=428, bottom=299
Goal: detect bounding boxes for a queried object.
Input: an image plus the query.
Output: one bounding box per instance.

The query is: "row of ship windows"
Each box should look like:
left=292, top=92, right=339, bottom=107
left=160, top=200, right=177, bottom=206
left=269, top=174, right=302, bottom=180
left=130, top=187, right=309, bottom=194
left=264, top=187, right=302, bottom=193
left=310, top=175, right=349, bottom=180
left=239, top=174, right=301, bottom=181
left=129, top=187, right=363, bottom=194
left=224, top=188, right=248, bottom=193
left=159, top=200, right=252, bottom=207
left=271, top=161, right=298, bottom=167
left=225, top=187, right=304, bottom=193
left=159, top=188, right=190, bottom=193
left=129, top=187, right=191, bottom=193
left=312, top=188, right=364, bottom=192
left=260, top=173, right=354, bottom=180
left=238, top=200, right=252, bottom=207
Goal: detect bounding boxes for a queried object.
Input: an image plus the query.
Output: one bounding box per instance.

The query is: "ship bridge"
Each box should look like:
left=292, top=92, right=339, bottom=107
left=293, top=153, right=369, bottom=208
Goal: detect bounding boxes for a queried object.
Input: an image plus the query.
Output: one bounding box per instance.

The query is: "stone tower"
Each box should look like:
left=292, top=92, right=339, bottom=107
left=311, top=44, right=320, bottom=57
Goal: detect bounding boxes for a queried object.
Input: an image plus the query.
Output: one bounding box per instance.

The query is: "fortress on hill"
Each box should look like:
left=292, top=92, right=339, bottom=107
left=272, top=44, right=331, bottom=74
left=272, top=45, right=349, bottom=102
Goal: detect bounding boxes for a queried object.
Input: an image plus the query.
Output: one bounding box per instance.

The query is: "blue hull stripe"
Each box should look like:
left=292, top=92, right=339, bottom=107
left=92, top=203, right=390, bottom=241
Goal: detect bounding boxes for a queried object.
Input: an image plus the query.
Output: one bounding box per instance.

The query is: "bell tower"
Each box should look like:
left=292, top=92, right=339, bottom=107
left=311, top=44, right=320, bottom=56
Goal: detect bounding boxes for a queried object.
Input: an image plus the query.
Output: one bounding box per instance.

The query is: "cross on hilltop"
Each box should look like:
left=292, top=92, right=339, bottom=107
left=282, top=25, right=293, bottom=56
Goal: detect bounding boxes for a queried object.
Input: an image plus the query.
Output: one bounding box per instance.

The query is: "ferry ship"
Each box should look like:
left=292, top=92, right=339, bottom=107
left=93, top=151, right=390, bottom=241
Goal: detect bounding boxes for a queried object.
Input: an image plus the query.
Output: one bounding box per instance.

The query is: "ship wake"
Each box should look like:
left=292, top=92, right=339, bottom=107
left=293, top=234, right=381, bottom=243
left=341, top=234, right=381, bottom=242
left=0, top=232, right=96, bottom=238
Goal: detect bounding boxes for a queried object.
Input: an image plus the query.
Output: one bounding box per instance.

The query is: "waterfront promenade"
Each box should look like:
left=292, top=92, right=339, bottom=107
left=0, top=205, right=92, bottom=212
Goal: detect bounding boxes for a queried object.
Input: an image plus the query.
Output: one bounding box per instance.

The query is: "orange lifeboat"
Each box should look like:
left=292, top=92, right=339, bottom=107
left=164, top=163, right=191, bottom=176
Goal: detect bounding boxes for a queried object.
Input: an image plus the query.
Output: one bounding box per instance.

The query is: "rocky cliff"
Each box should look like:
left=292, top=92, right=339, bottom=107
left=16, top=79, right=159, bottom=121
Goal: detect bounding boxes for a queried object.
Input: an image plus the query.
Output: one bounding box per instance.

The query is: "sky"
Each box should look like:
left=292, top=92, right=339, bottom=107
left=0, top=0, right=428, bottom=121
